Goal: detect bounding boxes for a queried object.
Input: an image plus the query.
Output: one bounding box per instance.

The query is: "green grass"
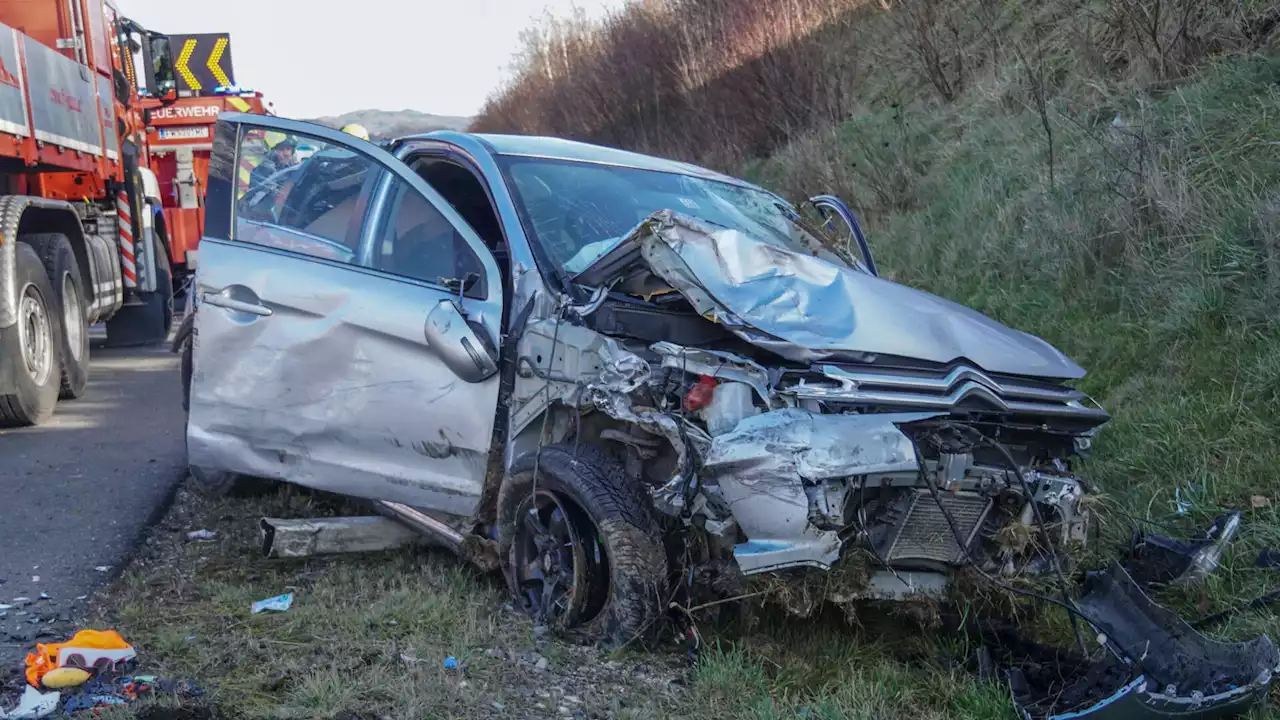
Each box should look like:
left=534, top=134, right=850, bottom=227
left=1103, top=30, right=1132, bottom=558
left=100, top=483, right=1028, bottom=719
left=741, top=50, right=1280, bottom=717
left=98, top=487, right=697, bottom=719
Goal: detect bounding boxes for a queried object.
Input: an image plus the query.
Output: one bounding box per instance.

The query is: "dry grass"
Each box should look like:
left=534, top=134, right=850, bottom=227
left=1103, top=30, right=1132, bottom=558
left=473, top=0, right=1276, bottom=169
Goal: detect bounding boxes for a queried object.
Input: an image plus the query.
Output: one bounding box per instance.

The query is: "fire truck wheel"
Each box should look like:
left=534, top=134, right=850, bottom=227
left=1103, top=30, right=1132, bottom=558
left=0, top=242, right=64, bottom=427
left=22, top=233, right=90, bottom=399
left=105, top=234, right=173, bottom=347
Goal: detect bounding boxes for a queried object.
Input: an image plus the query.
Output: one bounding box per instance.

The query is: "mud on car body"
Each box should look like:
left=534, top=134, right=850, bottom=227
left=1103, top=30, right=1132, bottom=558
left=185, top=115, right=1108, bottom=638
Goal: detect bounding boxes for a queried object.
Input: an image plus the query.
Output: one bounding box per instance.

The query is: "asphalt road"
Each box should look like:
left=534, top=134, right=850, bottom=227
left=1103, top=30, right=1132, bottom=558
left=0, top=330, right=187, bottom=673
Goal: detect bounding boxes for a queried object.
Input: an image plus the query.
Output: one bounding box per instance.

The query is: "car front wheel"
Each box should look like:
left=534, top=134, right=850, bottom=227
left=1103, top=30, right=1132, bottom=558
left=497, top=443, right=668, bottom=647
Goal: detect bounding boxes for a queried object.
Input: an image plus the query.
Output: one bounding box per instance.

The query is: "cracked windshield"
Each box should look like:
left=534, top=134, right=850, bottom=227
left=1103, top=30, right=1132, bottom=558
left=500, top=157, right=830, bottom=274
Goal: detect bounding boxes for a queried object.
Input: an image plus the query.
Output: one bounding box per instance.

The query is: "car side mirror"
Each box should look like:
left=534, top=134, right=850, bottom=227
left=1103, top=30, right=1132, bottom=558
left=441, top=272, right=480, bottom=298
left=805, top=195, right=878, bottom=277
left=424, top=299, right=498, bottom=384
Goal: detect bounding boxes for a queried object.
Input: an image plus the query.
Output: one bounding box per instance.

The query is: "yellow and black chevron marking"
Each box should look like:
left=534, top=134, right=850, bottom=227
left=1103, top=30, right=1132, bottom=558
left=169, top=34, right=236, bottom=93
left=176, top=39, right=199, bottom=90
left=207, top=37, right=230, bottom=87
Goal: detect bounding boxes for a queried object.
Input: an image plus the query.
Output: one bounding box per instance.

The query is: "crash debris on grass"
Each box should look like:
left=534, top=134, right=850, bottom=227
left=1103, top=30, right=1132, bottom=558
left=248, top=593, right=293, bottom=615
left=988, top=510, right=1280, bottom=719
left=0, top=628, right=203, bottom=718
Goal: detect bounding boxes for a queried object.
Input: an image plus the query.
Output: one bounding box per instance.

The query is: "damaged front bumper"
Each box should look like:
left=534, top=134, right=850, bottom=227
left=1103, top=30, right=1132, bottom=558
left=515, top=320, right=1097, bottom=601
left=1012, top=563, right=1280, bottom=720
left=694, top=403, right=1090, bottom=590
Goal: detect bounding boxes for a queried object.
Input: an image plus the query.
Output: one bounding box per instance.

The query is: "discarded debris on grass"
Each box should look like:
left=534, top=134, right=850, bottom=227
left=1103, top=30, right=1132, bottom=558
left=0, top=627, right=203, bottom=719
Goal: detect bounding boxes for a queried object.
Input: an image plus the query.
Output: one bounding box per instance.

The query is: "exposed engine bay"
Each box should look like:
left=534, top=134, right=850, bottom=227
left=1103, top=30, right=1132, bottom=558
left=510, top=209, right=1109, bottom=602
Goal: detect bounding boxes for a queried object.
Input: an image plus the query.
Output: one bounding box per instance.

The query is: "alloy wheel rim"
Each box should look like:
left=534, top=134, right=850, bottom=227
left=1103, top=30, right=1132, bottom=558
left=18, top=285, right=53, bottom=385
left=513, top=490, right=609, bottom=628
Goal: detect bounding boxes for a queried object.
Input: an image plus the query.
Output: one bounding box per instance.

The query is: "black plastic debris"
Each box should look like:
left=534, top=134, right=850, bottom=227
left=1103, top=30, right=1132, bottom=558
left=1125, top=511, right=1241, bottom=587
left=1255, top=548, right=1280, bottom=570
left=1012, top=563, right=1279, bottom=719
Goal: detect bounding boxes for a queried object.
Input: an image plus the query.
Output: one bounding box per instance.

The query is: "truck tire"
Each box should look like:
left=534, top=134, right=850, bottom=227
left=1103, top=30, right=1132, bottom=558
left=22, top=233, right=89, bottom=399
left=0, top=243, right=64, bottom=427
left=497, top=443, right=669, bottom=648
left=105, top=233, right=173, bottom=347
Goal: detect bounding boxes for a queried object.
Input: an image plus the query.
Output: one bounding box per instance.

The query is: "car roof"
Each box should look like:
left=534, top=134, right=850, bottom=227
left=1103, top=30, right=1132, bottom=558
left=405, top=131, right=769, bottom=193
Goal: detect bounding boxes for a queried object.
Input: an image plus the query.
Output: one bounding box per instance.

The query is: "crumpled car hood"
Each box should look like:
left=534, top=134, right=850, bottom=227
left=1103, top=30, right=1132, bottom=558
left=576, top=211, right=1085, bottom=379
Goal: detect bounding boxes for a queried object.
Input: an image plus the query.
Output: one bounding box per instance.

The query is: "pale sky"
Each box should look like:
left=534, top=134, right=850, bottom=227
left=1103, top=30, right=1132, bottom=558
left=116, top=0, right=624, bottom=119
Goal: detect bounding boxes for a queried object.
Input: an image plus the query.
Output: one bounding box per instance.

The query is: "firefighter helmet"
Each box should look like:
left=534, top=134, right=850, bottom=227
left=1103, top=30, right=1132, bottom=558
left=340, top=123, right=370, bottom=141
left=263, top=131, right=297, bottom=150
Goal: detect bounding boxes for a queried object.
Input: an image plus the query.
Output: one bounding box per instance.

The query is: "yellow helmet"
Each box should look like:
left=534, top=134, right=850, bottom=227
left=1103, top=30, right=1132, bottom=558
left=341, top=123, right=370, bottom=141
left=263, top=131, right=297, bottom=150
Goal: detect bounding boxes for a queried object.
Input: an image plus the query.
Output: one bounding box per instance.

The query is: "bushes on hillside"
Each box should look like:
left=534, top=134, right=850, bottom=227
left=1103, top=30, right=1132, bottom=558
left=473, top=0, right=1277, bottom=174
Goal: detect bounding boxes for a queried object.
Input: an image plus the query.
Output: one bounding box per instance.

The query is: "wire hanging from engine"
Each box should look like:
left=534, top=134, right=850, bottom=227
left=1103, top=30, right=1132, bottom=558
left=906, top=420, right=1093, bottom=655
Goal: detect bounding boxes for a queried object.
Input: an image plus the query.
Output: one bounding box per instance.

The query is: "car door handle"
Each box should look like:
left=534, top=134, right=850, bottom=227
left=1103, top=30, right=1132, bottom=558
left=202, top=293, right=273, bottom=317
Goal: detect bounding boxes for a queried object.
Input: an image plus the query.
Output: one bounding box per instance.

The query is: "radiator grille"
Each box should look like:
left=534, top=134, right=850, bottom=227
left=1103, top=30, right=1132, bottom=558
left=885, top=490, right=992, bottom=565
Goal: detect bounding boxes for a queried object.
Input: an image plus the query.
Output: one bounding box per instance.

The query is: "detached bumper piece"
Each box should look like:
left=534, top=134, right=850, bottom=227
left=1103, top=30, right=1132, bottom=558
left=1012, top=563, right=1279, bottom=719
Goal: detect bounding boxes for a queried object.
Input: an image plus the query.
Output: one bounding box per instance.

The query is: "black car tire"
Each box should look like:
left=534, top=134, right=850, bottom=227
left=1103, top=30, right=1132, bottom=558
left=498, top=443, right=669, bottom=647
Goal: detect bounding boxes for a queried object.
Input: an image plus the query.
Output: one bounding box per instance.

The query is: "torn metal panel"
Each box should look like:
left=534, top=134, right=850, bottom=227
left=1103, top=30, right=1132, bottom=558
left=510, top=321, right=714, bottom=518
left=510, top=319, right=613, bottom=434
left=260, top=516, right=427, bottom=558
left=580, top=338, right=715, bottom=516
left=650, top=341, right=774, bottom=406
left=703, top=408, right=940, bottom=487
left=701, top=408, right=940, bottom=573
left=510, top=320, right=708, bottom=508
left=582, top=209, right=1086, bottom=378
left=733, top=528, right=842, bottom=575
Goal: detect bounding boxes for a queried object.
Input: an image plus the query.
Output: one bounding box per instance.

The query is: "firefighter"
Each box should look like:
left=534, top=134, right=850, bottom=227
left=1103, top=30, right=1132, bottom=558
left=249, top=132, right=299, bottom=189
left=341, top=123, right=370, bottom=141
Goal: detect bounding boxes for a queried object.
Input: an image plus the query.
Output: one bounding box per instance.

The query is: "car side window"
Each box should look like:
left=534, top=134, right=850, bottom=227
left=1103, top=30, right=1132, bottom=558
left=234, top=128, right=376, bottom=265
left=373, top=177, right=486, bottom=297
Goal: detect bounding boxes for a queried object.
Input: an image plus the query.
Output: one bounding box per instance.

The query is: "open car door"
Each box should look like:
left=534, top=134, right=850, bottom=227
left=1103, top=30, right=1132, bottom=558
left=187, top=114, right=504, bottom=516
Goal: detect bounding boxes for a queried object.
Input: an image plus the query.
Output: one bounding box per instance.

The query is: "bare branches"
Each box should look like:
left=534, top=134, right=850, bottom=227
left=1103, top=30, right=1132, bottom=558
left=1014, top=25, right=1057, bottom=188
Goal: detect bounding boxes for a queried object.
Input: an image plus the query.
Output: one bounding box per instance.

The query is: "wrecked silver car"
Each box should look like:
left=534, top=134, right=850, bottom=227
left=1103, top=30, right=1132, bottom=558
left=185, top=116, right=1110, bottom=642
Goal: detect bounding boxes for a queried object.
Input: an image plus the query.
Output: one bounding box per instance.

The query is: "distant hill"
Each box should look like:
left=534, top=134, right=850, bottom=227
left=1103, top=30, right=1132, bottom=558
left=305, top=109, right=471, bottom=141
